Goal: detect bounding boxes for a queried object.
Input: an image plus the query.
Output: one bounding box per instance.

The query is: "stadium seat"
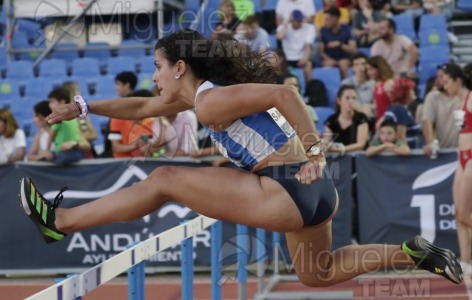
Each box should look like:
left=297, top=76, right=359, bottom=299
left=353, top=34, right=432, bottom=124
left=0, top=79, right=21, bottom=100
left=106, top=56, right=136, bottom=75
left=419, top=14, right=447, bottom=31
left=39, top=59, right=67, bottom=79
left=0, top=46, right=6, bottom=75
left=391, top=14, right=416, bottom=40
left=314, top=106, right=335, bottom=134
left=93, top=75, right=116, bottom=97
left=418, top=83, right=426, bottom=101
left=24, top=78, right=54, bottom=99
left=117, top=40, right=147, bottom=58
left=312, top=67, right=341, bottom=88
left=314, top=0, right=323, bottom=11
left=268, top=34, right=277, bottom=50
left=325, top=85, right=338, bottom=108
left=457, top=0, right=472, bottom=11
left=137, top=55, right=155, bottom=74
left=358, top=47, right=371, bottom=57
left=67, top=76, right=92, bottom=98
left=50, top=42, right=80, bottom=62
left=137, top=73, right=154, bottom=91
left=6, top=60, right=34, bottom=79
left=418, top=62, right=440, bottom=85
left=262, top=0, right=277, bottom=10
left=293, top=68, right=306, bottom=96
left=83, top=42, right=111, bottom=67
left=419, top=45, right=450, bottom=65
left=418, top=29, right=448, bottom=47
left=11, top=30, right=29, bottom=49
left=185, top=0, right=201, bottom=13
left=72, top=57, right=101, bottom=77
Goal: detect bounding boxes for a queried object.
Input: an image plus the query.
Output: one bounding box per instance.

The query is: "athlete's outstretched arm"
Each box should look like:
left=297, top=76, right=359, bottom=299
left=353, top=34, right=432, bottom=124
left=47, top=96, right=192, bottom=124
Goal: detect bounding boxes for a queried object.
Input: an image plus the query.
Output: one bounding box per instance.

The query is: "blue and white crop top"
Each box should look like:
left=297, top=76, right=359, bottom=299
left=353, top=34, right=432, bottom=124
left=195, top=81, right=297, bottom=169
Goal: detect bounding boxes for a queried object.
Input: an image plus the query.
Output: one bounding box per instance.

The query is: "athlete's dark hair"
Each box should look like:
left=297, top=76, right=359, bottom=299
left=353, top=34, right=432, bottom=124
left=154, top=29, right=277, bottom=85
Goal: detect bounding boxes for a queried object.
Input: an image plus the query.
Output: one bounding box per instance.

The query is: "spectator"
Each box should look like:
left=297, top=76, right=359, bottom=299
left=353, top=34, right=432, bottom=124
left=391, top=0, right=423, bottom=17
left=381, top=77, right=421, bottom=148
left=366, top=55, right=394, bottom=121
left=323, top=85, right=370, bottom=154
left=0, top=109, right=26, bottom=164
left=108, top=90, right=154, bottom=158
left=423, top=0, right=453, bottom=21
left=27, top=101, right=52, bottom=162
left=276, top=0, right=316, bottom=25
left=235, top=15, right=271, bottom=53
left=319, top=6, right=357, bottom=79
left=353, top=0, right=383, bottom=47
left=315, top=0, right=350, bottom=31
left=278, top=74, right=319, bottom=124
left=366, top=119, right=410, bottom=156
left=47, top=88, right=84, bottom=165
left=342, top=53, right=375, bottom=118
left=371, top=0, right=393, bottom=18
left=276, top=9, right=315, bottom=83
left=422, top=65, right=461, bottom=156
left=62, top=81, right=98, bottom=157
left=371, top=19, right=418, bottom=77
left=115, top=71, right=138, bottom=97
left=216, top=0, right=241, bottom=33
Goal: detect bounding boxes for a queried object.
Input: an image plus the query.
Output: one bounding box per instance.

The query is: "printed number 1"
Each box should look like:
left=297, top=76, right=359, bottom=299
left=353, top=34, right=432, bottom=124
left=411, top=195, right=436, bottom=243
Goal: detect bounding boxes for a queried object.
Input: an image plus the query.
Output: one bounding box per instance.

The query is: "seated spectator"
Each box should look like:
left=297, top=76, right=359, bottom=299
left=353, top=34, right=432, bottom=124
left=319, top=6, right=357, bottom=79
left=235, top=15, right=271, bottom=53
left=27, top=101, right=52, bottom=161
left=423, top=0, right=453, bottom=21
left=47, top=88, right=85, bottom=165
left=366, top=55, right=394, bottom=122
left=276, top=10, right=314, bottom=83
left=381, top=77, right=421, bottom=148
left=353, top=0, right=383, bottom=48
left=371, top=19, right=418, bottom=77
left=276, top=0, right=316, bottom=25
left=367, top=119, right=411, bottom=156
left=278, top=74, right=319, bottom=124
left=422, top=64, right=462, bottom=156
left=215, top=0, right=241, bottom=34
left=342, top=53, right=375, bottom=118
left=315, top=0, right=350, bottom=31
left=391, top=0, right=423, bottom=17
left=323, top=85, right=370, bottom=154
left=0, top=109, right=25, bottom=164
left=108, top=90, right=154, bottom=159
left=62, top=81, right=97, bottom=157
left=115, top=71, right=137, bottom=97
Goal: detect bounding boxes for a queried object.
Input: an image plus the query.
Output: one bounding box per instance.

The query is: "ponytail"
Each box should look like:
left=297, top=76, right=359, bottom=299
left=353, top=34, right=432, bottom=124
left=154, top=29, right=277, bottom=86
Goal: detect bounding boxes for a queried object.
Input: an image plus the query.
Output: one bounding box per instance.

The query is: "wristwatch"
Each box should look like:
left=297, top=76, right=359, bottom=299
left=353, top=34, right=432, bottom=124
left=306, top=141, right=323, bottom=158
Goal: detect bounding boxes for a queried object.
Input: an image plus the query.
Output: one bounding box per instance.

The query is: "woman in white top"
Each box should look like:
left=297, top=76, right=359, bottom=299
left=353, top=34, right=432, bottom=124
left=27, top=101, right=53, bottom=161
left=0, top=109, right=26, bottom=164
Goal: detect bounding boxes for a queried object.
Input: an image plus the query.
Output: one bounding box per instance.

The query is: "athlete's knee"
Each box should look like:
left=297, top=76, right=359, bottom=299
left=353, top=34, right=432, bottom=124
left=456, top=209, right=472, bottom=227
left=146, top=165, right=179, bottom=193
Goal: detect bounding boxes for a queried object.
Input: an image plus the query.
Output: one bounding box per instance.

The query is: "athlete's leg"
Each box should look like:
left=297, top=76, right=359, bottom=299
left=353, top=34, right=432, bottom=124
left=54, top=165, right=304, bottom=233
left=453, top=165, right=471, bottom=263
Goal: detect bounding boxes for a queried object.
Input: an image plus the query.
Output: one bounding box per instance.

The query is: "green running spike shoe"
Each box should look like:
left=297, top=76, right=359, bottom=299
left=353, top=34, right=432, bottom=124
left=402, top=235, right=463, bottom=284
left=20, top=177, right=67, bottom=244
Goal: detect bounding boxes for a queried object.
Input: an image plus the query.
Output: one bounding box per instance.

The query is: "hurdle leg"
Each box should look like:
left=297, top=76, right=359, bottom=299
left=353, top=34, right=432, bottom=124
left=181, top=226, right=194, bottom=300
left=211, top=221, right=222, bottom=300
left=54, top=275, right=81, bottom=300
left=256, top=228, right=266, bottom=294
left=237, top=224, right=248, bottom=300
left=127, top=242, right=145, bottom=300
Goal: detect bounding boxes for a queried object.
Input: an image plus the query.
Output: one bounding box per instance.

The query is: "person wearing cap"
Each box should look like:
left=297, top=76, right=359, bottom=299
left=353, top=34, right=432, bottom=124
left=276, top=0, right=316, bottom=25
left=319, top=6, right=356, bottom=79
left=276, top=9, right=315, bottom=84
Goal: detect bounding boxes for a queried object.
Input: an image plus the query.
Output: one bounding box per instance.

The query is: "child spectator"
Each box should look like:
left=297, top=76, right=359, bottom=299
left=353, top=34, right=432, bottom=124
left=47, top=88, right=84, bottom=165
left=0, top=109, right=26, bottom=164
left=27, top=101, right=52, bottom=161
left=115, top=71, right=137, bottom=97
left=367, top=120, right=411, bottom=156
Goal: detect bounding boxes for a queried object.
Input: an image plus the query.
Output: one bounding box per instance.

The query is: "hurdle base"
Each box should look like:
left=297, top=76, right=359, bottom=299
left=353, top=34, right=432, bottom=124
left=254, top=274, right=353, bottom=300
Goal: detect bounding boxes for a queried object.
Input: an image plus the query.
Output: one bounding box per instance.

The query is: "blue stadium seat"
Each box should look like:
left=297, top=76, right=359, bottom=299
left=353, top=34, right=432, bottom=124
left=419, top=45, right=450, bottom=64
left=391, top=14, right=416, bottom=40
left=39, top=59, right=67, bottom=79
left=312, top=67, right=341, bottom=88
left=268, top=34, right=278, bottom=50
left=94, top=75, right=116, bottom=97
left=72, top=57, right=101, bottom=77
left=137, top=55, right=155, bottom=74
left=67, top=76, right=92, bottom=98
left=24, top=78, right=54, bottom=99
left=293, top=68, right=306, bottom=95
left=11, top=30, right=29, bottom=49
left=418, top=29, right=448, bottom=47
left=0, top=79, right=21, bottom=100
left=137, top=73, right=154, bottom=91
left=347, top=67, right=354, bottom=78
left=0, top=46, right=6, bottom=75
left=418, top=83, right=426, bottom=101
left=83, top=42, right=111, bottom=67
left=185, top=0, right=201, bottom=13
left=262, top=0, right=277, bottom=10
left=117, top=40, right=147, bottom=58
left=314, top=106, right=335, bottom=134
left=107, top=56, right=136, bottom=75
left=10, top=99, right=34, bottom=121
left=325, top=85, right=338, bottom=108
left=51, top=42, right=80, bottom=62
left=457, top=0, right=472, bottom=11
left=314, top=0, right=323, bottom=11
left=419, top=14, right=447, bottom=31
left=358, top=47, right=371, bottom=57
left=7, top=61, right=34, bottom=79
left=418, top=62, right=440, bottom=85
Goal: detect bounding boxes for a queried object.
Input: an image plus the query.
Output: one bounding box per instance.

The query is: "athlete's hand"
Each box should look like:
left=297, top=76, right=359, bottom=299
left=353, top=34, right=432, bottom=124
left=295, top=156, right=327, bottom=184
left=46, top=103, right=80, bottom=125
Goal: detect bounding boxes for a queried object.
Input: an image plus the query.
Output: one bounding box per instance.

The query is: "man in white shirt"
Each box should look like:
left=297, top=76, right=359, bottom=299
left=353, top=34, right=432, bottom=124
left=276, top=0, right=316, bottom=25
left=276, top=10, right=315, bottom=83
left=371, top=19, right=418, bottom=77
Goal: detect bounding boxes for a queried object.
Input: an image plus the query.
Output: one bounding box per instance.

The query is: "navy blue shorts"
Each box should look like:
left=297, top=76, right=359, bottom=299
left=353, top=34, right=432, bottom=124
left=256, top=162, right=338, bottom=227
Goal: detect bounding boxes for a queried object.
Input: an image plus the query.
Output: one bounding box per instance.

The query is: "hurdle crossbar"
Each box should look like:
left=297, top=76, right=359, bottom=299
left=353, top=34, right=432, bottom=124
left=25, top=215, right=218, bottom=300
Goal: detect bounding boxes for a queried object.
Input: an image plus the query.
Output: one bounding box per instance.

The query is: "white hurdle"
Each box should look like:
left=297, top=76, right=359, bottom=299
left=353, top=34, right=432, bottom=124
left=25, top=215, right=218, bottom=300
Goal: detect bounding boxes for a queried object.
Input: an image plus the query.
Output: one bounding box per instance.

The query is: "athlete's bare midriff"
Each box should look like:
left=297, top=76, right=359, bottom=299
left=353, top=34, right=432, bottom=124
left=252, top=137, right=309, bottom=173
left=459, top=133, right=472, bottom=151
